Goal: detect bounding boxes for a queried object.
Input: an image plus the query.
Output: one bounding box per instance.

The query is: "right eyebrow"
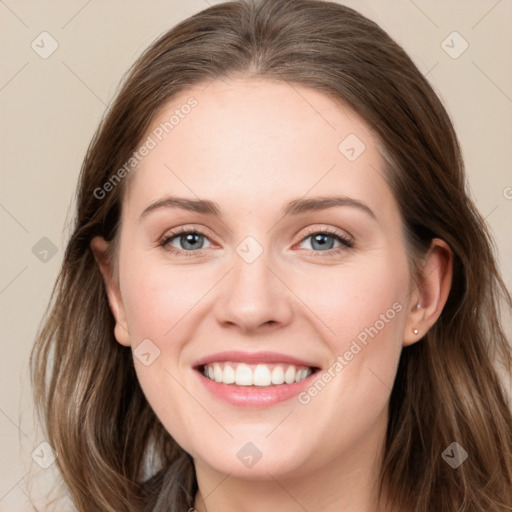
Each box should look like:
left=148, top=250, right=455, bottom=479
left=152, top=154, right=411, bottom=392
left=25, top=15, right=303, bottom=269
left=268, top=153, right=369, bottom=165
left=139, top=196, right=221, bottom=220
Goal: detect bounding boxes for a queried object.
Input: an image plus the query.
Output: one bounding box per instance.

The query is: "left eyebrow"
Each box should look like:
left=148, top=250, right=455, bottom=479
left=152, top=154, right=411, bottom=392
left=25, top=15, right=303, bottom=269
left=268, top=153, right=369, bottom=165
left=283, top=195, right=377, bottom=220
left=139, top=194, right=377, bottom=221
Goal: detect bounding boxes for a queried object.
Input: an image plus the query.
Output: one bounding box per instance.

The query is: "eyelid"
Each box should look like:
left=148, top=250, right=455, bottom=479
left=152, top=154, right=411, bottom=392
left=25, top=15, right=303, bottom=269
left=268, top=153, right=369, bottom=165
left=295, top=225, right=354, bottom=247
left=161, top=224, right=214, bottom=240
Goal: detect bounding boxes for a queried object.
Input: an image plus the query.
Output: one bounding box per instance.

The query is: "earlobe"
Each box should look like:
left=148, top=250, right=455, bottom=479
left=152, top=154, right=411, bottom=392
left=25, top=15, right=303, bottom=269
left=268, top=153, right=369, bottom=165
left=90, top=235, right=131, bottom=347
left=403, top=238, right=453, bottom=346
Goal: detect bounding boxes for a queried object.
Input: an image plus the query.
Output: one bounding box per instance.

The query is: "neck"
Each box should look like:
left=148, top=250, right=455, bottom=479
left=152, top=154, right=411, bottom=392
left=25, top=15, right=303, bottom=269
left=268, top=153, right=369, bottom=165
left=192, top=411, right=389, bottom=512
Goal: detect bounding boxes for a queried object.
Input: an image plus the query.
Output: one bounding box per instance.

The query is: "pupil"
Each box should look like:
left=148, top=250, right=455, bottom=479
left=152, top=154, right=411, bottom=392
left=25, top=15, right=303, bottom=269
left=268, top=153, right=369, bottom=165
left=313, top=234, right=333, bottom=251
left=183, top=233, right=201, bottom=249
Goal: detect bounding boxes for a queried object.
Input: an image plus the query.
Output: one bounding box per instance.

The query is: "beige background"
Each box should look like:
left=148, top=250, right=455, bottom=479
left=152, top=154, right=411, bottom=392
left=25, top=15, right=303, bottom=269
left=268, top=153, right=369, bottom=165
left=1, top=0, right=511, bottom=510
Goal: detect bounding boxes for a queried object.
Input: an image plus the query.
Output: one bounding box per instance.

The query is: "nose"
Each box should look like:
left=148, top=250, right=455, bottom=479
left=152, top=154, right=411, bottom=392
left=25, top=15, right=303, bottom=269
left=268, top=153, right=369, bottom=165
left=214, top=248, right=294, bottom=334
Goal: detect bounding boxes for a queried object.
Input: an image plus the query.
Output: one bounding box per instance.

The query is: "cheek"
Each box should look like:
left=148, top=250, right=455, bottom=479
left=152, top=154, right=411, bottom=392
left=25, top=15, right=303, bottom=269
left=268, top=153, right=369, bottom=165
left=301, top=251, right=408, bottom=412
left=290, top=260, right=407, bottom=460
left=301, top=255, right=408, bottom=348
left=120, top=260, right=203, bottom=437
left=121, top=259, right=210, bottom=342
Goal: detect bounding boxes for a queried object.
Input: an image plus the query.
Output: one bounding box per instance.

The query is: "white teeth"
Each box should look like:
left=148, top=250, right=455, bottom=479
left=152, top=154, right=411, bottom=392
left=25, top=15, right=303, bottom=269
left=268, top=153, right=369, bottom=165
left=222, top=364, right=235, bottom=384
left=271, top=366, right=285, bottom=385
left=202, top=362, right=313, bottom=387
left=235, top=363, right=253, bottom=385
left=213, top=363, right=223, bottom=383
left=253, top=364, right=272, bottom=386
left=284, top=365, right=296, bottom=384
left=295, top=369, right=308, bottom=383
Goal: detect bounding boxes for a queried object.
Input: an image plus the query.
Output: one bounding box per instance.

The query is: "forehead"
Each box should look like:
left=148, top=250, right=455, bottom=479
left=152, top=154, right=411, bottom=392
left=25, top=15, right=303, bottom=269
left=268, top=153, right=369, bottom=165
left=123, top=78, right=397, bottom=224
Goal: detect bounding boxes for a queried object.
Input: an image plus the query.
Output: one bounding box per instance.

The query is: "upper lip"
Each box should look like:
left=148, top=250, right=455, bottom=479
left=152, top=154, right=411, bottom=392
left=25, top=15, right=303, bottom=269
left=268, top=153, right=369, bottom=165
left=193, top=350, right=321, bottom=369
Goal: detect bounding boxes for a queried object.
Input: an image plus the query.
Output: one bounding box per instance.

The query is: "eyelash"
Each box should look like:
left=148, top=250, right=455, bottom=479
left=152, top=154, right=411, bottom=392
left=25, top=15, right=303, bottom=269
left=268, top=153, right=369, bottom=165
left=159, top=226, right=354, bottom=258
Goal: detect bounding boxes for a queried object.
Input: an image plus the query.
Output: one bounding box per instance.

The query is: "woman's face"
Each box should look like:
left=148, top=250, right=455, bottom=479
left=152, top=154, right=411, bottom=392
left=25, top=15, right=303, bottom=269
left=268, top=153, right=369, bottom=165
left=93, top=78, right=429, bottom=481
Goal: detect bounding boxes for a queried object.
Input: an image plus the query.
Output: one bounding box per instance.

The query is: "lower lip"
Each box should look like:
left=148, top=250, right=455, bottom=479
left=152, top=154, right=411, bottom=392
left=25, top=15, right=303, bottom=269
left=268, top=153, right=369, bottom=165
left=195, top=370, right=317, bottom=408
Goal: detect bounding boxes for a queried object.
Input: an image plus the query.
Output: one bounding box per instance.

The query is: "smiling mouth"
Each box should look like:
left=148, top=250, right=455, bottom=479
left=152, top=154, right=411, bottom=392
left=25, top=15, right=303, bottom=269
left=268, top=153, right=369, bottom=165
left=197, top=362, right=320, bottom=387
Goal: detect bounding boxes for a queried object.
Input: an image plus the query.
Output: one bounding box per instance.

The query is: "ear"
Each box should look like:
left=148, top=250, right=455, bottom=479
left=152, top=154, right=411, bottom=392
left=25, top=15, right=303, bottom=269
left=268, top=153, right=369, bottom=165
left=402, top=238, right=453, bottom=347
left=90, top=236, right=131, bottom=347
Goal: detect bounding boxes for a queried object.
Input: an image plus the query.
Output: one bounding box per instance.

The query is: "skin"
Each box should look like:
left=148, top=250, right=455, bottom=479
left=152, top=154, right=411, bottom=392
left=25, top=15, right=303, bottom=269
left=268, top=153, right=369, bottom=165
left=91, top=78, right=452, bottom=512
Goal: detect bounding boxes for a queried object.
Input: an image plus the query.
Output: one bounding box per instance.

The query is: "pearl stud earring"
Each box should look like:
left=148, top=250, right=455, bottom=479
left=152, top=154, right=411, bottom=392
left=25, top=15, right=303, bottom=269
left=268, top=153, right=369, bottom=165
left=413, top=328, right=419, bottom=335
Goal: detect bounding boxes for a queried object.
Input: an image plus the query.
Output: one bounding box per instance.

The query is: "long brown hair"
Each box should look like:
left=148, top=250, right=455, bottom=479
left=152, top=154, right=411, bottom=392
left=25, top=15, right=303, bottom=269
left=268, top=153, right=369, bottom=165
left=30, top=0, right=512, bottom=510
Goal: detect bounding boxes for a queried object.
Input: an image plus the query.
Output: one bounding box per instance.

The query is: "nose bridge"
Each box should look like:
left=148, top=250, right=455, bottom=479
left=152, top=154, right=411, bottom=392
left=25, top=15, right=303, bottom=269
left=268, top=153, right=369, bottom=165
left=232, top=242, right=272, bottom=298
left=214, top=235, right=292, bottom=331
left=231, top=239, right=276, bottom=308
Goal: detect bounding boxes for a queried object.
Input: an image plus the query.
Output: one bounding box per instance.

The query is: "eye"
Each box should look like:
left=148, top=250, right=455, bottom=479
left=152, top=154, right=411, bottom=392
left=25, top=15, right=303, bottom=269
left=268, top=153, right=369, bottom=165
left=159, top=226, right=354, bottom=258
left=296, top=227, right=354, bottom=257
left=159, top=227, right=213, bottom=256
